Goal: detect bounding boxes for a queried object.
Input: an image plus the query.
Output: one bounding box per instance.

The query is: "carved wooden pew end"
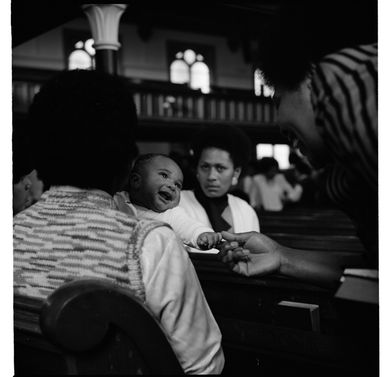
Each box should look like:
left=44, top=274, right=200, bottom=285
left=14, top=279, right=184, bottom=375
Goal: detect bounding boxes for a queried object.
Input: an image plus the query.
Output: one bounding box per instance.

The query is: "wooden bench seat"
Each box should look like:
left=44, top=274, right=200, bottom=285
left=189, top=253, right=378, bottom=376
left=264, top=232, right=365, bottom=252
left=14, top=279, right=183, bottom=375
left=258, top=207, right=358, bottom=236
left=189, top=206, right=375, bottom=375
left=257, top=206, right=367, bottom=265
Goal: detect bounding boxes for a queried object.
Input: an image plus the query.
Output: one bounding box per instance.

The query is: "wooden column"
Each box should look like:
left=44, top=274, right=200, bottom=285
left=82, top=4, right=127, bottom=75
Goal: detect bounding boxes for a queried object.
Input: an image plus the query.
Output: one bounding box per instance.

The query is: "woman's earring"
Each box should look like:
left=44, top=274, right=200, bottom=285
left=232, top=176, right=238, bottom=186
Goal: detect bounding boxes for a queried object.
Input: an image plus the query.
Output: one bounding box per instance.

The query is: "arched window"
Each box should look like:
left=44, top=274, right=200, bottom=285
left=170, top=49, right=210, bottom=93
left=68, top=38, right=95, bottom=70
left=170, top=59, right=189, bottom=84
left=191, top=61, right=210, bottom=94
left=254, top=69, right=274, bottom=97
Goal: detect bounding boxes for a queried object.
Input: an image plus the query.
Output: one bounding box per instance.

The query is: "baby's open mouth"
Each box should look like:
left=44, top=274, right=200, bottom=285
left=159, top=191, right=173, bottom=201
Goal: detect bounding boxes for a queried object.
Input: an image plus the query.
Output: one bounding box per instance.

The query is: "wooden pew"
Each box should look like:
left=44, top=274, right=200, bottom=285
left=258, top=206, right=367, bottom=266
left=190, top=206, right=376, bottom=376
left=190, top=253, right=378, bottom=376
left=14, top=279, right=183, bottom=375
left=258, top=207, right=359, bottom=236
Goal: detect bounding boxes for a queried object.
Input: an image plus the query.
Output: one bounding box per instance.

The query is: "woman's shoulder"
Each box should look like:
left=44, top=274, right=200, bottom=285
left=227, top=193, right=260, bottom=231
left=227, top=193, right=253, bottom=210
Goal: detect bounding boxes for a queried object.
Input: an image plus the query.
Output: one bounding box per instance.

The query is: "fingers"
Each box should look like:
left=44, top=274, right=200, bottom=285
left=232, top=261, right=250, bottom=276
left=224, top=258, right=250, bottom=276
left=218, top=240, right=240, bottom=254
left=220, top=247, right=250, bottom=263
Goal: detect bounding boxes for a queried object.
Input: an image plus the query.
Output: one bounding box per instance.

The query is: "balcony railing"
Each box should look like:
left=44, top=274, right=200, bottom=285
left=12, top=68, right=276, bottom=126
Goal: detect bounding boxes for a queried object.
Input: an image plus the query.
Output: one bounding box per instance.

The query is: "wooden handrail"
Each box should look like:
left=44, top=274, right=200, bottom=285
left=12, top=67, right=276, bottom=126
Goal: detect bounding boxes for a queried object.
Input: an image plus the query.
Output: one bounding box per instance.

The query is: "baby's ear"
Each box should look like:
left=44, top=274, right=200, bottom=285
left=129, top=172, right=142, bottom=190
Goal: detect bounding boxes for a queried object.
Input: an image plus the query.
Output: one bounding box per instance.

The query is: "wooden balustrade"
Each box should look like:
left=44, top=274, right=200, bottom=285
left=12, top=67, right=276, bottom=126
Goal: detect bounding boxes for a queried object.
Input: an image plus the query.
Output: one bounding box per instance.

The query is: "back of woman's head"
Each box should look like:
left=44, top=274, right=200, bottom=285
left=28, top=69, right=138, bottom=191
left=191, top=125, right=251, bottom=169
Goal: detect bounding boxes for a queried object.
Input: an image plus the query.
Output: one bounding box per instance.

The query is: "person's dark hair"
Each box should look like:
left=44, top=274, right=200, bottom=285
left=257, top=0, right=377, bottom=90
left=28, top=69, right=138, bottom=193
left=258, top=157, right=279, bottom=175
left=191, top=125, right=251, bottom=169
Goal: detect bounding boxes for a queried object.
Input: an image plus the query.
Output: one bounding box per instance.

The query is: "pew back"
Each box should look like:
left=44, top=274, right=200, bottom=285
left=190, top=253, right=378, bottom=376
left=190, top=206, right=377, bottom=376
left=14, top=279, right=183, bottom=375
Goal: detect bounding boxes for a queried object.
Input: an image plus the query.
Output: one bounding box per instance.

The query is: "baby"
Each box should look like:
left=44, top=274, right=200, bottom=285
left=114, top=153, right=222, bottom=250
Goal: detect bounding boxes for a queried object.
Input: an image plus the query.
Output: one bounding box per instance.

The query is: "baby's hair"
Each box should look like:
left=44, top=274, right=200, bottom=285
left=131, top=153, right=172, bottom=176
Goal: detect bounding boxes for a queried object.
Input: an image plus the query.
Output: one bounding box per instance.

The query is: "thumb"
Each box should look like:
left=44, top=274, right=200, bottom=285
left=221, top=231, right=256, bottom=244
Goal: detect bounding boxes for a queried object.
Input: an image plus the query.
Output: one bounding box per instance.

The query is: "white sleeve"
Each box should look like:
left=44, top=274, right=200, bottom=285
left=141, top=226, right=225, bottom=374
left=288, top=184, right=303, bottom=202
left=230, top=195, right=260, bottom=233
left=163, top=207, right=213, bottom=247
left=277, top=174, right=303, bottom=202
left=250, top=206, right=260, bottom=232
left=244, top=201, right=260, bottom=232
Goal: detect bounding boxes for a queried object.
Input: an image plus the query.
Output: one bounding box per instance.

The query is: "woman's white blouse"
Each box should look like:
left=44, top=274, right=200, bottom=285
left=179, top=190, right=260, bottom=233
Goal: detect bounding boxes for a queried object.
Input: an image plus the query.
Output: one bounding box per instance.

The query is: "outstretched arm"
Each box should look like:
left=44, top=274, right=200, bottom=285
left=219, top=231, right=343, bottom=289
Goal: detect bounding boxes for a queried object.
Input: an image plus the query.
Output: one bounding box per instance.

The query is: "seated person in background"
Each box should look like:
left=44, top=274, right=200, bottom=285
left=13, top=70, right=224, bottom=374
left=239, top=160, right=259, bottom=207
left=13, top=127, right=44, bottom=215
left=253, top=157, right=303, bottom=211
left=286, top=151, right=324, bottom=208
left=179, top=125, right=260, bottom=236
left=219, top=0, right=377, bottom=287
left=13, top=167, right=35, bottom=215
left=114, top=153, right=222, bottom=250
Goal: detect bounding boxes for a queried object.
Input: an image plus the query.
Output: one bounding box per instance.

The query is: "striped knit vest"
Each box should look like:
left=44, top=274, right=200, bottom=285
left=14, top=186, right=166, bottom=302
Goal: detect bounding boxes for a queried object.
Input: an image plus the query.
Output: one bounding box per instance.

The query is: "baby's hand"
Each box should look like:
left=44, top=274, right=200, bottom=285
left=197, top=232, right=222, bottom=250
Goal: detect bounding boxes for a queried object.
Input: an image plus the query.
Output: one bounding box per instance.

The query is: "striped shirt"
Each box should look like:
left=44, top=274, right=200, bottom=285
left=311, top=43, right=377, bottom=193
left=311, top=44, right=378, bottom=262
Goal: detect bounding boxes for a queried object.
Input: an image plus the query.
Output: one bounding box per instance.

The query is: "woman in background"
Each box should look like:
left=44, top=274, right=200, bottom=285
left=179, top=125, right=260, bottom=238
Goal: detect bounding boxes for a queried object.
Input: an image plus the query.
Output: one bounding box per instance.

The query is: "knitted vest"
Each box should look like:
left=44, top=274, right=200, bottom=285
left=14, top=186, right=165, bottom=302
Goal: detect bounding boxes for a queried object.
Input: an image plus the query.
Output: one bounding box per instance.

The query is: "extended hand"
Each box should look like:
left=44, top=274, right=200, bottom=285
left=218, top=231, right=282, bottom=277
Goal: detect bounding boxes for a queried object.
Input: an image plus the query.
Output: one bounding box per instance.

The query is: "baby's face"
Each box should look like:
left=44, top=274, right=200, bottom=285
left=139, top=156, right=184, bottom=212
